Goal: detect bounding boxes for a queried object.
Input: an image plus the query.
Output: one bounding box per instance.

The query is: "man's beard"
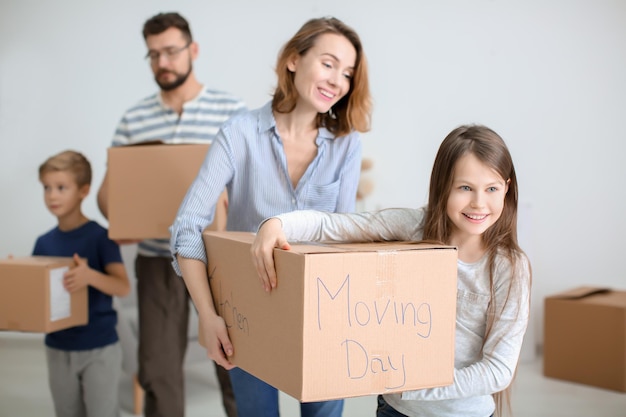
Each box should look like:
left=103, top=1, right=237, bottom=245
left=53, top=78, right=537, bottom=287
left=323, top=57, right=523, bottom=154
left=155, top=62, right=193, bottom=91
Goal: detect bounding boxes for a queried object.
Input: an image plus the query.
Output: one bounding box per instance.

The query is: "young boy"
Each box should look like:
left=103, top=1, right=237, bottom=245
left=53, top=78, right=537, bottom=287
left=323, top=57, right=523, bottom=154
left=33, top=150, right=130, bottom=417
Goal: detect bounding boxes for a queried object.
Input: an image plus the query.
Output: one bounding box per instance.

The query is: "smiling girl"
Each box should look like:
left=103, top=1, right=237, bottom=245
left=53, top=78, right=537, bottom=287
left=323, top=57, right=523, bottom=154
left=253, top=125, right=532, bottom=417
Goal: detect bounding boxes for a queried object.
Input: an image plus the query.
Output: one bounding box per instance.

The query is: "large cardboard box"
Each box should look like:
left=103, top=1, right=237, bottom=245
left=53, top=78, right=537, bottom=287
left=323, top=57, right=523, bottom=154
left=0, top=257, right=88, bottom=332
left=203, top=231, right=458, bottom=401
left=107, top=142, right=227, bottom=240
left=543, top=287, right=626, bottom=392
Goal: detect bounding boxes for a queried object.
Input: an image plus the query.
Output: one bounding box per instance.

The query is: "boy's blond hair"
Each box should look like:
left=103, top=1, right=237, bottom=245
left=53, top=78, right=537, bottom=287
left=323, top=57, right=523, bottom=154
left=39, top=150, right=92, bottom=187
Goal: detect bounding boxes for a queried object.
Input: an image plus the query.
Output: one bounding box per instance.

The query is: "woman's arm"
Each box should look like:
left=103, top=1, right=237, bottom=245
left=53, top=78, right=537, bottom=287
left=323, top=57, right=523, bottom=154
left=177, top=255, right=234, bottom=369
left=170, top=130, right=234, bottom=274
left=170, top=129, right=237, bottom=367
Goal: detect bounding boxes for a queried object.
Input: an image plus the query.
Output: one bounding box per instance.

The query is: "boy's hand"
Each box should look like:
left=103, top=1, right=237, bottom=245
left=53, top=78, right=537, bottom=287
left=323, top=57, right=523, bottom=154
left=63, top=253, right=92, bottom=292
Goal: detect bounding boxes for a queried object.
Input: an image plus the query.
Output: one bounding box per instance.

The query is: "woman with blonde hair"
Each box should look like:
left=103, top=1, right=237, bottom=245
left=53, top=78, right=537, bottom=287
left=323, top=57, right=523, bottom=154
left=170, top=16, right=372, bottom=417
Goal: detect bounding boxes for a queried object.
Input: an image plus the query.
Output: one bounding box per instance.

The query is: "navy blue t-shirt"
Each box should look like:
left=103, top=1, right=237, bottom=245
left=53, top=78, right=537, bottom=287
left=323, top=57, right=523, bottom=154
left=32, top=220, right=123, bottom=350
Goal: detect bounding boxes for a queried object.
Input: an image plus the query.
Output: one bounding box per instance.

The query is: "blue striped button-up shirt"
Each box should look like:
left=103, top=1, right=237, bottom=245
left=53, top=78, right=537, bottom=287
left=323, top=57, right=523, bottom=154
left=170, top=101, right=362, bottom=273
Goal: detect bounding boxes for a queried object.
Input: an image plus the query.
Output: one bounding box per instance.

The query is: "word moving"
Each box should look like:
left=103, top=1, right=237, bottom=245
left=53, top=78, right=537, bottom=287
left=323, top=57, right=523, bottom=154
left=316, top=274, right=432, bottom=337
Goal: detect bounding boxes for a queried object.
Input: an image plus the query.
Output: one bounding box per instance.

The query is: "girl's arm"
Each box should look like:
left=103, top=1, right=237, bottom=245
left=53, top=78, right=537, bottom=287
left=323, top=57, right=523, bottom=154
left=278, top=207, right=424, bottom=243
left=401, top=254, right=532, bottom=401
left=252, top=207, right=425, bottom=290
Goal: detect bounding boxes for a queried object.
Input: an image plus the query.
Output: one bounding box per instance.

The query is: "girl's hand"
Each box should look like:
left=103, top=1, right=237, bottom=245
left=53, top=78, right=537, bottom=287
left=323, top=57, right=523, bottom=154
left=251, top=218, right=291, bottom=292
left=198, top=314, right=235, bottom=369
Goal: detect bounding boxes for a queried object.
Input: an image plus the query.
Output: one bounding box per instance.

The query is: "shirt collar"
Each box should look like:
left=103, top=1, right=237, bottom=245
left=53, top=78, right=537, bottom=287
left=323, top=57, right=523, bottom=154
left=156, top=86, right=205, bottom=110
left=258, top=101, right=335, bottom=145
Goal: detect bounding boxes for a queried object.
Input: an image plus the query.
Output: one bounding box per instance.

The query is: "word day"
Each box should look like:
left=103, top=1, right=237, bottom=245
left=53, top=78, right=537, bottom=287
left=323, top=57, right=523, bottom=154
left=341, top=339, right=407, bottom=390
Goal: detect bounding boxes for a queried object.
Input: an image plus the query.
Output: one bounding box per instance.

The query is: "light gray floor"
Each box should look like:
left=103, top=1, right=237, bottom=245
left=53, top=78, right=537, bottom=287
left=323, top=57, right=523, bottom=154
left=1, top=331, right=624, bottom=417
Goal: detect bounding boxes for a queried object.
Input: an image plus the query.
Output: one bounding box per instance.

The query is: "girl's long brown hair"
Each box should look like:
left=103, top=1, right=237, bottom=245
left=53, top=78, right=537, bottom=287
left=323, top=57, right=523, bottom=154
left=272, top=17, right=372, bottom=137
left=422, top=125, right=530, bottom=416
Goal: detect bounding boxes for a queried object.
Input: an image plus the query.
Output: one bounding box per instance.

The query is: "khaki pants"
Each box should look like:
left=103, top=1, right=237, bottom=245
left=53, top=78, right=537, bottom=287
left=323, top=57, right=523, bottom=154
left=136, top=254, right=236, bottom=417
left=46, top=343, right=122, bottom=417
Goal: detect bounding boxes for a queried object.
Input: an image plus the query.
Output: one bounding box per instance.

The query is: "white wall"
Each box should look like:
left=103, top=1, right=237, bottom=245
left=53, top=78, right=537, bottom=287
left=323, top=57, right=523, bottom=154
left=2, top=0, right=625, bottom=349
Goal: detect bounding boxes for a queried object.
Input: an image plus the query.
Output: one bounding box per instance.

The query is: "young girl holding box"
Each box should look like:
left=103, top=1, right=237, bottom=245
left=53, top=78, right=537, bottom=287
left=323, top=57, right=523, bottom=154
left=252, top=124, right=531, bottom=417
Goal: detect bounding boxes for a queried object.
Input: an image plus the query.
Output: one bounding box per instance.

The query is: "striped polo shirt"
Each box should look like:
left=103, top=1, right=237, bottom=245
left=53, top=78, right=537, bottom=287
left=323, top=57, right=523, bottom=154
left=112, top=87, right=246, bottom=257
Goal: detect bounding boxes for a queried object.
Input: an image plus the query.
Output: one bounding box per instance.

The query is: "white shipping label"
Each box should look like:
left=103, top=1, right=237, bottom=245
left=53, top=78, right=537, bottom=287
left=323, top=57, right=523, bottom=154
left=49, top=267, right=71, bottom=321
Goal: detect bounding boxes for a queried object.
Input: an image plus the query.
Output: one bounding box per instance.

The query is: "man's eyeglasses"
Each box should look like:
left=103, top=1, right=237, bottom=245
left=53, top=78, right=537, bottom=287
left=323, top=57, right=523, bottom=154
left=145, top=41, right=191, bottom=63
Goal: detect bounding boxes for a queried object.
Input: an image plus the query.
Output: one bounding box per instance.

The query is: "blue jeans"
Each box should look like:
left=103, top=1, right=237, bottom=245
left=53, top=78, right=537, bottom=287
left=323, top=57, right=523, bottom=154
left=229, top=367, right=344, bottom=417
left=376, top=395, right=494, bottom=417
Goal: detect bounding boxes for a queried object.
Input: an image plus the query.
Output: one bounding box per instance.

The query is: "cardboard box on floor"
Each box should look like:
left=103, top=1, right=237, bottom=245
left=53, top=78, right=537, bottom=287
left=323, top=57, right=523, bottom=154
left=107, top=142, right=227, bottom=240
left=203, top=231, right=458, bottom=402
left=0, top=257, right=88, bottom=332
left=543, top=286, right=626, bottom=392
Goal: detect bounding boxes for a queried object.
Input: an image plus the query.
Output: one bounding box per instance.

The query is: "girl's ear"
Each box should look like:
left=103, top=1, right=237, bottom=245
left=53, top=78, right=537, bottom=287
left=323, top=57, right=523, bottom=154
left=505, top=178, right=511, bottom=194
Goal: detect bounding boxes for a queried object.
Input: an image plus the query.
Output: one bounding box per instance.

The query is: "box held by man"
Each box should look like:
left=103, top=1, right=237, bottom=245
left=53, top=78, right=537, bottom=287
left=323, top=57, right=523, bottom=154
left=107, top=142, right=227, bottom=240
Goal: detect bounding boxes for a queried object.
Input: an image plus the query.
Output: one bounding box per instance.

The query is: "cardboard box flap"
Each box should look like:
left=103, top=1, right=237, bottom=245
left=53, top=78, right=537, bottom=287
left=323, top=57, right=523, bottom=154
left=209, top=232, right=456, bottom=255
left=284, top=241, right=456, bottom=255
left=3, top=256, right=76, bottom=267
left=328, top=241, right=455, bottom=252
left=550, top=286, right=611, bottom=299
left=120, top=139, right=210, bottom=146
left=120, top=140, right=164, bottom=147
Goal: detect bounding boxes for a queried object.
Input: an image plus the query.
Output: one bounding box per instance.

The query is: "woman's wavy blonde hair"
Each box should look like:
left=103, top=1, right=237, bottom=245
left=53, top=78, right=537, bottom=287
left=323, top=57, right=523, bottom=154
left=272, top=17, right=372, bottom=137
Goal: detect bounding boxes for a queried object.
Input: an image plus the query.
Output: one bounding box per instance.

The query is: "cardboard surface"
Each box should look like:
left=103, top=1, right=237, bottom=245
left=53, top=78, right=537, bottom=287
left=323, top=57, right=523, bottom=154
left=0, top=257, right=88, bottom=332
left=107, top=142, right=227, bottom=240
left=203, top=231, right=458, bottom=401
left=543, top=286, right=626, bottom=392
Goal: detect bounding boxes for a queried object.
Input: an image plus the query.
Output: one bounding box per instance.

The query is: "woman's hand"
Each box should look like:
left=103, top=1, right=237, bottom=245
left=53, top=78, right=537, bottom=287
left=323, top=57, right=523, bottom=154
left=198, top=313, right=235, bottom=369
left=176, top=255, right=233, bottom=368
left=251, top=218, right=291, bottom=292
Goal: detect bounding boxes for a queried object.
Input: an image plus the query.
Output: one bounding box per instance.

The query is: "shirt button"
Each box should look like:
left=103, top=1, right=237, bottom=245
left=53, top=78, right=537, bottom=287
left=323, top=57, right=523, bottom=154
left=291, top=198, right=296, bottom=205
